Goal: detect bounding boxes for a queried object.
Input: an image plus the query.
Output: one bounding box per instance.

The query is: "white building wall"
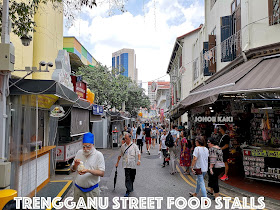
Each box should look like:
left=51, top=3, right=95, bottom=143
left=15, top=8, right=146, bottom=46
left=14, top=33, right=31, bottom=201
left=192, top=0, right=280, bottom=88
left=243, top=0, right=280, bottom=50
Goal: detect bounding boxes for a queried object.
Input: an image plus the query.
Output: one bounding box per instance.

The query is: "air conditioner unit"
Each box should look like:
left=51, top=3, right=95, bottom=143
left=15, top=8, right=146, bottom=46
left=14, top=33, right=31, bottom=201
left=0, top=162, right=11, bottom=188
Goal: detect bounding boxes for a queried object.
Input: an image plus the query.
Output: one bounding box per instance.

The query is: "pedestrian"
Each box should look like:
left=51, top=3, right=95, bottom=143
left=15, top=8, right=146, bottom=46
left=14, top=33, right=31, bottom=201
left=143, top=123, right=152, bottom=155
left=219, top=125, right=230, bottom=181
left=127, top=124, right=132, bottom=133
left=178, top=122, right=185, bottom=132
left=115, top=133, right=141, bottom=197
left=180, top=130, right=191, bottom=175
left=189, top=136, right=209, bottom=198
left=160, top=129, right=168, bottom=167
left=136, top=126, right=143, bottom=153
left=151, top=125, right=157, bottom=148
left=71, top=132, right=105, bottom=206
left=132, top=124, right=137, bottom=143
left=207, top=137, right=225, bottom=198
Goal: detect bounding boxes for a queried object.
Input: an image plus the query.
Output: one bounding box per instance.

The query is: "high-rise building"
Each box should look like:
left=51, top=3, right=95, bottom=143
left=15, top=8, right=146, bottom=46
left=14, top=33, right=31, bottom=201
left=112, top=48, right=137, bottom=82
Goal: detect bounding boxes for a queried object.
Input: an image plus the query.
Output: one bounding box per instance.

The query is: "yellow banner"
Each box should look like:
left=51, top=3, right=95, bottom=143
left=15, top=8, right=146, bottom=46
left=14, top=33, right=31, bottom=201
left=22, top=95, right=58, bottom=109
left=251, top=150, right=280, bottom=158
left=251, top=150, right=267, bottom=157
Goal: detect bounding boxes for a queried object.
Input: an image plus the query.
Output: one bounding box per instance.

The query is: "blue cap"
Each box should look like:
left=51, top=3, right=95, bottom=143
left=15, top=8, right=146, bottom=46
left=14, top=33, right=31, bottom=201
left=83, top=132, right=94, bottom=144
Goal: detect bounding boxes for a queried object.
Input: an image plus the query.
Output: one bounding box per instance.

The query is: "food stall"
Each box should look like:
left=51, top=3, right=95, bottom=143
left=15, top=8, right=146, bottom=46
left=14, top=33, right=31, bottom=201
left=242, top=107, right=280, bottom=182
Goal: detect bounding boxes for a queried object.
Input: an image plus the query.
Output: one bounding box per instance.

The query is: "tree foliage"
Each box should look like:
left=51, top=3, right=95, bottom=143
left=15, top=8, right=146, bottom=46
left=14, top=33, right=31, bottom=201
left=76, top=63, right=150, bottom=116
left=0, top=0, right=127, bottom=38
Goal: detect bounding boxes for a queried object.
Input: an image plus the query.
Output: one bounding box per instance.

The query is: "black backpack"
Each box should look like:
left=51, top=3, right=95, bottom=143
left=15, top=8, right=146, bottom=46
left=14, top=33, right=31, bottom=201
left=165, top=132, right=174, bottom=148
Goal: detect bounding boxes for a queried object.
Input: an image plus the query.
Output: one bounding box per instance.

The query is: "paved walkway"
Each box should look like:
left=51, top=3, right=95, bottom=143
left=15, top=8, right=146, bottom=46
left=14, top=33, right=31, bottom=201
left=50, top=144, right=279, bottom=210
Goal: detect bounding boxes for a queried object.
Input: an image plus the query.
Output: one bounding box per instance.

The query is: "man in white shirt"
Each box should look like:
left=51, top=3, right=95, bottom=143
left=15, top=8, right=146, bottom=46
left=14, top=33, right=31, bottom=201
left=116, top=133, right=141, bottom=197
left=71, top=132, right=105, bottom=205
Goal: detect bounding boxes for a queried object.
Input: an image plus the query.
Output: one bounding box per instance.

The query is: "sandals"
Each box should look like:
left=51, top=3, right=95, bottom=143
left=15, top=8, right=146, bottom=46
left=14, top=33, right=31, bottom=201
left=189, top=192, right=196, bottom=197
left=207, top=190, right=214, bottom=195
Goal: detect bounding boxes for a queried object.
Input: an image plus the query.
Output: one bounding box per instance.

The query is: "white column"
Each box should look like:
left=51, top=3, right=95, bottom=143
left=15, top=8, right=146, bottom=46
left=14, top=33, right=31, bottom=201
left=0, top=0, right=10, bottom=162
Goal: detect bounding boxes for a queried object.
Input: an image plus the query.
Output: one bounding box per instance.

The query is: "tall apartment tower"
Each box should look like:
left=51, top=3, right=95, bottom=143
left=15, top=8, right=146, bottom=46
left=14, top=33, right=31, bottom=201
left=112, top=48, right=138, bottom=82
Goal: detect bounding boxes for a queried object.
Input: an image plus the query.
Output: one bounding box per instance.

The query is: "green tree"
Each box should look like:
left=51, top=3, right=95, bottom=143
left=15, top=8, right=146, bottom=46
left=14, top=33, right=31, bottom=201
left=0, top=0, right=126, bottom=39
left=126, top=83, right=150, bottom=117
left=77, top=63, right=150, bottom=115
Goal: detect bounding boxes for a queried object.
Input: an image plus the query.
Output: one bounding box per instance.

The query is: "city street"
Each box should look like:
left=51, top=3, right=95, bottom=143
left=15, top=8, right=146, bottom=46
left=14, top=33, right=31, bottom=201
left=54, top=144, right=280, bottom=210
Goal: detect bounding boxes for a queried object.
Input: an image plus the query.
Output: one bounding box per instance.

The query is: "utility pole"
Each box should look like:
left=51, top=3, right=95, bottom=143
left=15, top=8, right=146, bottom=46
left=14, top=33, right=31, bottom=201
left=0, top=0, right=11, bottom=162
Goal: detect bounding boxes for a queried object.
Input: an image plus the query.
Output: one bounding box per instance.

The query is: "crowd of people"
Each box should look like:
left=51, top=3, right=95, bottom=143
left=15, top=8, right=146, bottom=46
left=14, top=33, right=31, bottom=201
left=119, top=121, right=230, bottom=199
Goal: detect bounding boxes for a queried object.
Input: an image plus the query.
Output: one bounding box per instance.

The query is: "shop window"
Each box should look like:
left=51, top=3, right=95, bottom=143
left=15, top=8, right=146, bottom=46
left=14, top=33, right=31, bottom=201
left=268, top=0, right=280, bottom=25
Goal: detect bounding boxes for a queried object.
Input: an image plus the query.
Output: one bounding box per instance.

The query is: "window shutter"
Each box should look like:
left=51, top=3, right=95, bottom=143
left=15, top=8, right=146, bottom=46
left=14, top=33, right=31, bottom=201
left=221, top=15, right=233, bottom=62
left=235, top=5, right=242, bottom=57
left=179, top=54, right=182, bottom=68
left=268, top=0, right=273, bottom=25
left=203, top=42, right=211, bottom=76
left=208, top=35, right=216, bottom=73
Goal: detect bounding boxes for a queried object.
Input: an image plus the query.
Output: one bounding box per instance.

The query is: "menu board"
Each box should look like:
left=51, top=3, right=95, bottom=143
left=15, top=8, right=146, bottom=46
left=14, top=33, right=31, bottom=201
left=243, top=149, right=280, bottom=182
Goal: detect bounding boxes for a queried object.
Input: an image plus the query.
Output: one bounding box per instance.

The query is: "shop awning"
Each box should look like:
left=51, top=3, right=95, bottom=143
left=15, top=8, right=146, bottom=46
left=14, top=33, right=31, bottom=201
left=9, top=79, right=78, bottom=107
left=180, top=58, right=263, bottom=109
left=90, top=115, right=102, bottom=122
left=221, top=55, right=280, bottom=95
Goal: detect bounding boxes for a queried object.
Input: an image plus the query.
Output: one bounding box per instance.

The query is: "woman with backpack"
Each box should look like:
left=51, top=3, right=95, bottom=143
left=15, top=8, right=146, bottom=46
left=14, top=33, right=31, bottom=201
left=179, top=131, right=191, bottom=175
left=189, top=136, right=209, bottom=198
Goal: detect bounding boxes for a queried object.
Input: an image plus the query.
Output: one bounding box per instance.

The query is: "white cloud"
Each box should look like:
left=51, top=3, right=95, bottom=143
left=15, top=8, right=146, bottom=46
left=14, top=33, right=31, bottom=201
left=64, top=0, right=204, bottom=91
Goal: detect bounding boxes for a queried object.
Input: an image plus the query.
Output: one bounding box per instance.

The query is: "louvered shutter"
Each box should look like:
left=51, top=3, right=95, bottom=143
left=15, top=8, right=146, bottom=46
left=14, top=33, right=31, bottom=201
left=208, top=35, right=216, bottom=73
left=221, top=15, right=233, bottom=62
left=203, top=42, right=211, bottom=76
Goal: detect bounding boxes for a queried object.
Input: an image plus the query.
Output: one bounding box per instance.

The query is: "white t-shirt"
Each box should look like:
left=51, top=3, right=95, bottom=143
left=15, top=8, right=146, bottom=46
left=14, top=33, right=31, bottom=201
left=73, top=148, right=105, bottom=188
left=160, top=134, right=167, bottom=149
left=193, top=146, right=209, bottom=172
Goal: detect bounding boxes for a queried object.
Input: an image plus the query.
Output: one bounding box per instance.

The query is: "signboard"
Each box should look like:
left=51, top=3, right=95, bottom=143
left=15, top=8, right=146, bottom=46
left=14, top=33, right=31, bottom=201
left=52, top=50, right=74, bottom=91
left=22, top=94, right=58, bottom=109
left=50, top=105, right=65, bottom=118
left=243, top=149, right=280, bottom=182
left=66, top=140, right=83, bottom=160
left=56, top=146, right=65, bottom=161
left=71, top=75, right=87, bottom=99
left=56, top=140, right=82, bottom=162
left=92, top=104, right=104, bottom=115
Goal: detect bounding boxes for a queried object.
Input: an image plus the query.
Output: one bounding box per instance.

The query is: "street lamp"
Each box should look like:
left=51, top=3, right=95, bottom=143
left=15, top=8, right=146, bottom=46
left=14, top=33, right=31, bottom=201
left=20, top=35, right=32, bottom=47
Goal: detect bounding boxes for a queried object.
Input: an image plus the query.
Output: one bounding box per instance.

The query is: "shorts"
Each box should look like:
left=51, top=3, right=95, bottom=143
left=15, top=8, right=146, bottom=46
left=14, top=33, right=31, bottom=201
left=137, top=139, right=143, bottom=146
left=151, top=136, right=156, bottom=139
left=145, top=137, right=151, bottom=144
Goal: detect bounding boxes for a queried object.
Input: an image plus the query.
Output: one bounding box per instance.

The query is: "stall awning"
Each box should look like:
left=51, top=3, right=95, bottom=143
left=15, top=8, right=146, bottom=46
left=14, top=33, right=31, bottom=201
left=70, top=107, right=89, bottom=137
left=90, top=115, right=102, bottom=122
left=222, top=55, right=280, bottom=95
left=180, top=58, right=263, bottom=109
left=9, top=79, right=78, bottom=106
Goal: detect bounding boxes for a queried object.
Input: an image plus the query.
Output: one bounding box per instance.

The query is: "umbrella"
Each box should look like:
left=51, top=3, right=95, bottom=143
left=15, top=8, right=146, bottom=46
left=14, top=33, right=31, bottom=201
left=114, top=167, right=118, bottom=190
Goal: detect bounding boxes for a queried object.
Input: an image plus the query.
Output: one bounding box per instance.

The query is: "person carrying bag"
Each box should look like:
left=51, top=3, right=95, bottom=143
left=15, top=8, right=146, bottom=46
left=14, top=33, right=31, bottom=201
left=189, top=136, right=209, bottom=198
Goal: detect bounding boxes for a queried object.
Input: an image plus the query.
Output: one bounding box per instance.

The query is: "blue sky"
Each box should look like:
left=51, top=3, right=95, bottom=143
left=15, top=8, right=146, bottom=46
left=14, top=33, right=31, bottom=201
left=64, top=0, right=204, bottom=89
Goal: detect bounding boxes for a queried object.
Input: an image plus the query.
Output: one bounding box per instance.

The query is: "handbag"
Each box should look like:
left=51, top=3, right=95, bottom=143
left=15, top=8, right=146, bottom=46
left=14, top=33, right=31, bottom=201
left=193, top=168, right=202, bottom=175
left=193, top=147, right=202, bottom=175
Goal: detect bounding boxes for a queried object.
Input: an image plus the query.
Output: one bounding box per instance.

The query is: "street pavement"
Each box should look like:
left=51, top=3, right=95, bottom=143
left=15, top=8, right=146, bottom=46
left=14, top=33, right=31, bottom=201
left=52, top=143, right=279, bottom=210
